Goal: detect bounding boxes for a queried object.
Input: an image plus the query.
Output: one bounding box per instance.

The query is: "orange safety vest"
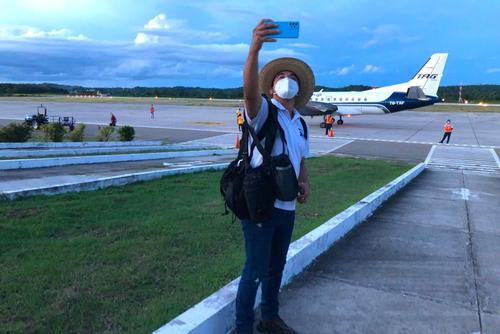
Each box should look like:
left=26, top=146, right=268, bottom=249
left=326, top=115, right=333, bottom=125
left=444, top=123, right=453, bottom=133
left=237, top=114, right=244, bottom=125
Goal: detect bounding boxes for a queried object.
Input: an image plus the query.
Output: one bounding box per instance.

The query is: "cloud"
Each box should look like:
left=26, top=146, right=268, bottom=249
left=285, top=43, right=317, bottom=49
left=0, top=26, right=88, bottom=40
left=362, top=64, right=382, bottom=73
left=0, top=13, right=306, bottom=87
left=329, top=65, right=355, bottom=76
left=134, top=32, right=159, bottom=45
left=486, top=67, right=500, bottom=73
left=134, top=13, right=227, bottom=45
left=144, top=13, right=171, bottom=30
left=361, top=24, right=419, bottom=48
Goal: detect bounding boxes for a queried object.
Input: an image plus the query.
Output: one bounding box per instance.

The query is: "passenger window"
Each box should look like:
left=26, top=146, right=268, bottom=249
left=358, top=98, right=361, bottom=101
left=339, top=98, right=342, bottom=101
left=327, top=98, right=330, bottom=101
left=333, top=98, right=336, bottom=101
left=364, top=98, right=367, bottom=101
left=351, top=98, right=355, bottom=101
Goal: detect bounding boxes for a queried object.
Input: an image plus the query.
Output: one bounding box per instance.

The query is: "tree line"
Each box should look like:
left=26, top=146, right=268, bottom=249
left=1, top=83, right=499, bottom=102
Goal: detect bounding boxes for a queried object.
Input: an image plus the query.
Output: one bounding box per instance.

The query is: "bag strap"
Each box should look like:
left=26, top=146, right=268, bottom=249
left=257, top=94, right=278, bottom=154
left=244, top=120, right=271, bottom=163
left=299, top=117, right=308, bottom=140
left=261, top=94, right=296, bottom=156
left=243, top=95, right=297, bottom=162
left=237, top=121, right=249, bottom=159
left=244, top=95, right=278, bottom=162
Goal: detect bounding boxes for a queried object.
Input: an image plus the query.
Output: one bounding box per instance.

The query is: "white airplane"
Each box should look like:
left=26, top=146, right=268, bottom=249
left=299, top=53, right=448, bottom=125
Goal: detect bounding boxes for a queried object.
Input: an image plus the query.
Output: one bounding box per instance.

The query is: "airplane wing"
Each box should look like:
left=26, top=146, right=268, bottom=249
left=299, top=101, right=339, bottom=117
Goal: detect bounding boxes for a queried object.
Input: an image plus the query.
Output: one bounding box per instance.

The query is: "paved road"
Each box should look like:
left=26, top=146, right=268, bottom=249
left=1, top=100, right=499, bottom=146
left=0, top=155, right=230, bottom=193
left=332, top=140, right=431, bottom=163
left=278, top=169, right=500, bottom=334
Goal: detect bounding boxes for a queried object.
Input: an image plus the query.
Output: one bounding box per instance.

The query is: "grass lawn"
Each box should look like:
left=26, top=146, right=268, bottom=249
left=0, top=156, right=413, bottom=333
left=415, top=103, right=500, bottom=112
left=0, top=95, right=243, bottom=108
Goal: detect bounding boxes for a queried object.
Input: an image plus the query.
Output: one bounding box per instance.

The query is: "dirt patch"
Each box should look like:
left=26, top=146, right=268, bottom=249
left=190, top=121, right=225, bottom=126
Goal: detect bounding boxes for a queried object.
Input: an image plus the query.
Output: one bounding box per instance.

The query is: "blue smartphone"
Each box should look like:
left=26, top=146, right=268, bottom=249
left=268, top=21, right=300, bottom=38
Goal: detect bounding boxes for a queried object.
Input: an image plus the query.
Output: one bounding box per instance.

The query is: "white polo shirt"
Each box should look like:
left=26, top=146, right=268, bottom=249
left=245, top=96, right=310, bottom=211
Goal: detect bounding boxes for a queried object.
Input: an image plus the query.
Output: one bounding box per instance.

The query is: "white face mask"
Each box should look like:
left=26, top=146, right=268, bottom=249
left=274, top=77, right=299, bottom=100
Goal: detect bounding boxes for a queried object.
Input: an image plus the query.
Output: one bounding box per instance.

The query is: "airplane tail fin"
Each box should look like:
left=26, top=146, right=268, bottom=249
left=408, top=53, right=448, bottom=96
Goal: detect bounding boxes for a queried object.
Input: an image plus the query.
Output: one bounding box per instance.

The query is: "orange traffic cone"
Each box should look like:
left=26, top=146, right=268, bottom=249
left=235, top=134, right=240, bottom=149
left=328, top=128, right=334, bottom=137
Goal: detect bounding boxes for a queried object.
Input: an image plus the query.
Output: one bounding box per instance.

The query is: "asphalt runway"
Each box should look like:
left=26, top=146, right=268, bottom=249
left=1, top=100, right=499, bottom=146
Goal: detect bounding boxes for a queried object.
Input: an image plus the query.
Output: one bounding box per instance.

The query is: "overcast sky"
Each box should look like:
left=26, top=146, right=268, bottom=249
left=0, top=0, right=498, bottom=88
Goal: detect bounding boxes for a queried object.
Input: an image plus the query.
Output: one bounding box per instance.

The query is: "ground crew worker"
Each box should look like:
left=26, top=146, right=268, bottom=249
left=110, top=113, right=117, bottom=126
left=40, top=104, right=47, bottom=116
left=440, top=119, right=453, bottom=143
left=150, top=104, right=155, bottom=119
left=325, top=114, right=334, bottom=135
left=236, top=108, right=244, bottom=131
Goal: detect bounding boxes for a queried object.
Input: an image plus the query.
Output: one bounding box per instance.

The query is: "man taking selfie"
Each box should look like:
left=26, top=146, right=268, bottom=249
left=234, top=19, right=314, bottom=334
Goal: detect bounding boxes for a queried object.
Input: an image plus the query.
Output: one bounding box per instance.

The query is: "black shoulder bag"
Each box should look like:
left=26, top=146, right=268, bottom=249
left=219, top=124, right=250, bottom=220
left=220, top=98, right=307, bottom=222
left=267, top=102, right=300, bottom=202
left=220, top=100, right=278, bottom=223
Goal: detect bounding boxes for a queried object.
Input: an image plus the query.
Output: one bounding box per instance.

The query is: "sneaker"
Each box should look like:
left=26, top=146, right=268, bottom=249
left=256, top=317, right=298, bottom=334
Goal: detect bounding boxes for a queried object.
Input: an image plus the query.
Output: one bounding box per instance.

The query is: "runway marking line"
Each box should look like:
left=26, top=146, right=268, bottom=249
left=424, top=145, right=436, bottom=166
left=311, top=135, right=499, bottom=149
left=491, top=149, right=500, bottom=169
left=324, top=140, right=354, bottom=154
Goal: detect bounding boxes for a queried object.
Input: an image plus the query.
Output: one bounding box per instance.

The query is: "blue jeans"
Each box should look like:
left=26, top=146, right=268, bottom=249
left=235, top=207, right=295, bottom=334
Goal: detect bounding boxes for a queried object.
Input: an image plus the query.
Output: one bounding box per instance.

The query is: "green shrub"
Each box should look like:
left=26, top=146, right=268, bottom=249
left=97, top=125, right=115, bottom=141
left=117, top=125, right=135, bottom=141
left=0, top=122, right=32, bottom=142
left=69, top=123, right=86, bottom=142
left=41, top=123, right=66, bottom=142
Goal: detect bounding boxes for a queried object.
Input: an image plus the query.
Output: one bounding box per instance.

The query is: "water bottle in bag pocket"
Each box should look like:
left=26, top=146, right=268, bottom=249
left=272, top=154, right=298, bottom=201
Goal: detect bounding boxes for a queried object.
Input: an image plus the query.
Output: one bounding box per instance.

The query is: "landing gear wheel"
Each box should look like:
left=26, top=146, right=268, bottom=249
left=337, top=119, right=344, bottom=125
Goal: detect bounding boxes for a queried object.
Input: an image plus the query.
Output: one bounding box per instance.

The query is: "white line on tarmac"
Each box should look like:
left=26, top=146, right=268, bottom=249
left=310, top=135, right=500, bottom=149
left=324, top=140, right=354, bottom=154
left=461, top=188, right=470, bottom=201
left=424, top=145, right=437, bottom=166
left=490, top=149, right=500, bottom=169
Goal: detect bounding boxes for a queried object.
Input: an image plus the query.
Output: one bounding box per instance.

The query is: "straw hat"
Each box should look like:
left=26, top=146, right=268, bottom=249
left=259, top=57, right=315, bottom=108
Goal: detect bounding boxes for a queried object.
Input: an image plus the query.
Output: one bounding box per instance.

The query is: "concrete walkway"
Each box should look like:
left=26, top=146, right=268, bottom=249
left=0, top=155, right=230, bottom=194
left=277, top=169, right=500, bottom=334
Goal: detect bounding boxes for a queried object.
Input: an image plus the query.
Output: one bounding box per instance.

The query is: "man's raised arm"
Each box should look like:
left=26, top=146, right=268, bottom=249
left=243, top=19, right=277, bottom=119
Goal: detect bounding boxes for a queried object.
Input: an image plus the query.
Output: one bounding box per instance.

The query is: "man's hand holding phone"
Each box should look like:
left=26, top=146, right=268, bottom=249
left=250, top=19, right=300, bottom=53
left=250, top=19, right=279, bottom=52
